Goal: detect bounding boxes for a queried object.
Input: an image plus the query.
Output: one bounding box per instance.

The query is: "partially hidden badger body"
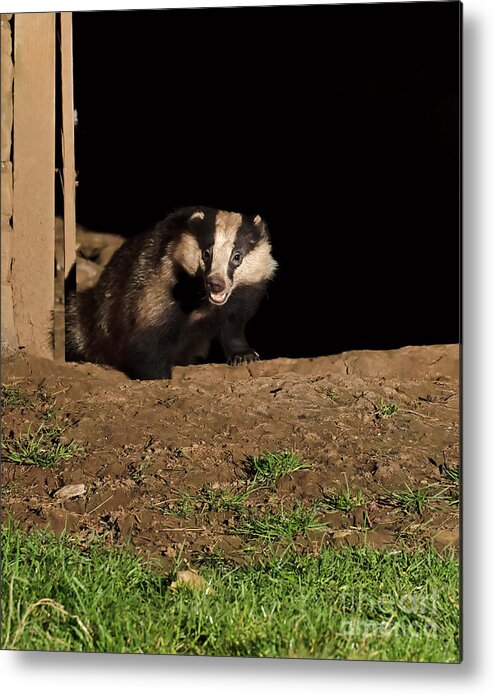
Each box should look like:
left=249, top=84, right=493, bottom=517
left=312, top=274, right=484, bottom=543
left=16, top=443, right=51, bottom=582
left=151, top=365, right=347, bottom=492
left=66, top=206, right=277, bottom=379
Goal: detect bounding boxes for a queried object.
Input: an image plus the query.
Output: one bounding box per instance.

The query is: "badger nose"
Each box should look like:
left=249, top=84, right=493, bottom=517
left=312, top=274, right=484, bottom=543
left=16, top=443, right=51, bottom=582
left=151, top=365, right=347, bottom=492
left=207, top=276, right=226, bottom=293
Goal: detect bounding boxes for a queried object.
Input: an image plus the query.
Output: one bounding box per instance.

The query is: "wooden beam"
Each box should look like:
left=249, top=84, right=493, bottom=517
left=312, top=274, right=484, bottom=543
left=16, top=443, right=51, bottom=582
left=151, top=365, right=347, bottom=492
left=60, top=12, right=77, bottom=280
left=0, top=14, right=16, bottom=350
left=12, top=13, right=56, bottom=357
left=52, top=12, right=78, bottom=361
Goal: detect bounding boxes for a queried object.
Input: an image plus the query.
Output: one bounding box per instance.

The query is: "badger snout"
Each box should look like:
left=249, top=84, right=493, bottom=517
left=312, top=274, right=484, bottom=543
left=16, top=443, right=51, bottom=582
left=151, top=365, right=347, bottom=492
left=207, top=275, right=231, bottom=306
left=207, top=276, right=225, bottom=293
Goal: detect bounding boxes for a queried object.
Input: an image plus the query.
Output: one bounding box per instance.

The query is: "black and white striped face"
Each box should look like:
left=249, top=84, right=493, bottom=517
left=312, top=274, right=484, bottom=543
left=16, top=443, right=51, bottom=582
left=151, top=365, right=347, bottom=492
left=171, top=207, right=277, bottom=306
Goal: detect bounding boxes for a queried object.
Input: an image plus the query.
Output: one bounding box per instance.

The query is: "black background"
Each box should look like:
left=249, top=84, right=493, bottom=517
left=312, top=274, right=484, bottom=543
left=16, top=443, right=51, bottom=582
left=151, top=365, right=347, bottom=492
left=69, top=2, right=460, bottom=360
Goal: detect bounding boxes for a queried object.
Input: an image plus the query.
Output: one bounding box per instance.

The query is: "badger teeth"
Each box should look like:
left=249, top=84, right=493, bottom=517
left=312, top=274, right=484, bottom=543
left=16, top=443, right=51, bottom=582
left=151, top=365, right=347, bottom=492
left=210, top=291, right=228, bottom=305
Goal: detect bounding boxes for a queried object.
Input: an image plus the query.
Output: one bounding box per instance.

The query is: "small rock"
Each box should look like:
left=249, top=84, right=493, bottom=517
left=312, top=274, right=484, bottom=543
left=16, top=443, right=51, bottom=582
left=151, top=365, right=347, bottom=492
left=54, top=483, right=86, bottom=501
left=170, top=569, right=212, bottom=593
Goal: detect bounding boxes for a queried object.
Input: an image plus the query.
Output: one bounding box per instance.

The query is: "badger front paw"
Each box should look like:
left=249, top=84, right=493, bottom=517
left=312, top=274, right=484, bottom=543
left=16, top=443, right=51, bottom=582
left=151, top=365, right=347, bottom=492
left=228, top=350, right=260, bottom=366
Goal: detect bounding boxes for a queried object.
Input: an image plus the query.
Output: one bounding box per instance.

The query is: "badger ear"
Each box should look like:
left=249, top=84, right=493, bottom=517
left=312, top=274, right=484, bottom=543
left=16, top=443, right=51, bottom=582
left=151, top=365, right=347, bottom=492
left=189, top=210, right=205, bottom=222
left=165, top=207, right=199, bottom=232
left=253, top=214, right=268, bottom=238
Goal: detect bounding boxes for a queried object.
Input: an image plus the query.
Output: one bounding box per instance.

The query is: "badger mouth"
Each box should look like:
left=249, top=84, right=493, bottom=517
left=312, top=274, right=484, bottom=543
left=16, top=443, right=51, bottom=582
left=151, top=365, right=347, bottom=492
left=209, top=289, right=231, bottom=306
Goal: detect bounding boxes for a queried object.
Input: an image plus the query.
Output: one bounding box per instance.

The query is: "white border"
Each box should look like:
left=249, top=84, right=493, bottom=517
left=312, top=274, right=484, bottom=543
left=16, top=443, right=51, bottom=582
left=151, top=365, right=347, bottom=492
left=2, top=0, right=494, bottom=692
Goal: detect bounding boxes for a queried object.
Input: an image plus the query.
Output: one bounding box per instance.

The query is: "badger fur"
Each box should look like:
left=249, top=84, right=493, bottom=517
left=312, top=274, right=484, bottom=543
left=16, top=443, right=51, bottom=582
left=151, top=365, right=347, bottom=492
left=66, top=206, right=277, bottom=379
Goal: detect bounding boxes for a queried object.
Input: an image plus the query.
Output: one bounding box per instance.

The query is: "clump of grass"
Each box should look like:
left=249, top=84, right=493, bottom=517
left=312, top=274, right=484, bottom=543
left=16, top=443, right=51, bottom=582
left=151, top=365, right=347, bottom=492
left=194, top=549, right=237, bottom=571
left=386, top=484, right=448, bottom=515
left=377, top=400, right=399, bottom=419
left=318, top=488, right=366, bottom=513
left=1, top=383, right=30, bottom=409
left=35, top=382, right=57, bottom=420
left=154, top=396, right=179, bottom=408
left=396, top=519, right=434, bottom=545
left=441, top=464, right=460, bottom=484
left=197, top=485, right=256, bottom=513
left=325, top=388, right=339, bottom=402
left=161, top=491, right=196, bottom=518
left=440, top=464, right=460, bottom=507
left=235, top=504, right=325, bottom=541
left=129, top=461, right=149, bottom=484
left=317, top=473, right=366, bottom=513
left=161, top=483, right=256, bottom=517
left=2, top=424, right=83, bottom=469
left=447, top=491, right=460, bottom=507
left=248, top=450, right=311, bottom=483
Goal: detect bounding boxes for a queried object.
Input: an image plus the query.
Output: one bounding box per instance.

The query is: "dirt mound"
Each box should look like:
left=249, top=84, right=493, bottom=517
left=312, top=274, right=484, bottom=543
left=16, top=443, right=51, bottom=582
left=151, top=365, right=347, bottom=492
left=2, top=345, right=459, bottom=567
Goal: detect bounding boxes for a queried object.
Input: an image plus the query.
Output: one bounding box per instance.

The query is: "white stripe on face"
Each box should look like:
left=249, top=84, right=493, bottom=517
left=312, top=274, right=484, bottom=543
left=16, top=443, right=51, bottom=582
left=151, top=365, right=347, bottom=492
left=210, top=211, right=243, bottom=282
left=233, top=238, right=278, bottom=287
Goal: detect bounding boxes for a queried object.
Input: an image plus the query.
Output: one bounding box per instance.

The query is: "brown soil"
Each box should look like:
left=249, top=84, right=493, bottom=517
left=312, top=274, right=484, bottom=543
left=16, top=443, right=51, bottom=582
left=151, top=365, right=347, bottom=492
left=2, top=344, right=460, bottom=568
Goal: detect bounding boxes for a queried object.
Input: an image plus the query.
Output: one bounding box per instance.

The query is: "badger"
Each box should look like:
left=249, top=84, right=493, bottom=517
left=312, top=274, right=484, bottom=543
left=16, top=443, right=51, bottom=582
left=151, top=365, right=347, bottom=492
left=66, top=206, right=277, bottom=379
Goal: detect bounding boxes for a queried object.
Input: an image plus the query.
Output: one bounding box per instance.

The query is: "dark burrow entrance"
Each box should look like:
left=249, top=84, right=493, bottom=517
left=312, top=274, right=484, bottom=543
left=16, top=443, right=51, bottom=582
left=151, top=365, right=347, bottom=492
left=66, top=3, right=460, bottom=362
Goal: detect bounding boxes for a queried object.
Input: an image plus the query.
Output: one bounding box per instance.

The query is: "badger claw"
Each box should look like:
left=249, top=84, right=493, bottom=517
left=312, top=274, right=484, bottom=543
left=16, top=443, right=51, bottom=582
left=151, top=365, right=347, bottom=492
left=229, top=350, right=260, bottom=366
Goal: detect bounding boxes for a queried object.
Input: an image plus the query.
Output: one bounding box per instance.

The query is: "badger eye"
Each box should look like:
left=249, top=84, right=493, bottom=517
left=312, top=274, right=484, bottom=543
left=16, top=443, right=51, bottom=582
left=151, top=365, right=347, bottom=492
left=232, top=251, right=243, bottom=265
left=202, top=249, right=211, bottom=262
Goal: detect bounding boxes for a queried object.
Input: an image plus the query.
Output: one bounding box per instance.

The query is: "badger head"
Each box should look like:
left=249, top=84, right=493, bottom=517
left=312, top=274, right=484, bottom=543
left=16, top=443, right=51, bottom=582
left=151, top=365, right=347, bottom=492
left=169, top=207, right=277, bottom=306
